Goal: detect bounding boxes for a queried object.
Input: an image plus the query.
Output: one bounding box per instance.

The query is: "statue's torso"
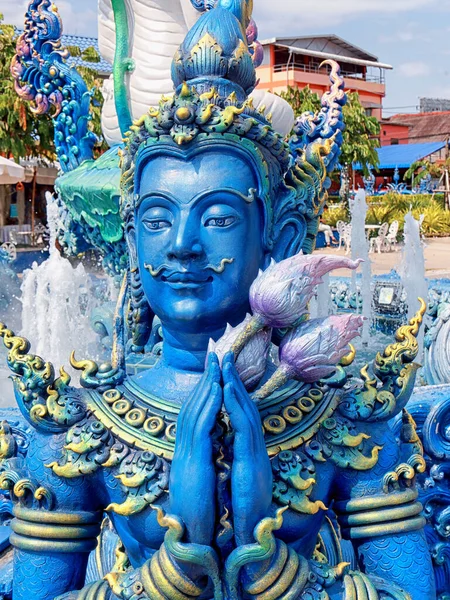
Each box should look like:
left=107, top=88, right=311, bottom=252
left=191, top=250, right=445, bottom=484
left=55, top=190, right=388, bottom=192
left=41, top=367, right=385, bottom=566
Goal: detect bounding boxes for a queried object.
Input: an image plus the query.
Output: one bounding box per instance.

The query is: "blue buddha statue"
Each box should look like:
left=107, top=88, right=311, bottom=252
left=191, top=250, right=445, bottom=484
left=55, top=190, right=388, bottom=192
left=0, top=1, right=439, bottom=599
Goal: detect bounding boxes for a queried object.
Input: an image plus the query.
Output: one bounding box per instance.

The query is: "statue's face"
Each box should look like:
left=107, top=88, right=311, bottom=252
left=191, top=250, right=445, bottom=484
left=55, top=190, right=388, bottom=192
left=133, top=149, right=266, bottom=334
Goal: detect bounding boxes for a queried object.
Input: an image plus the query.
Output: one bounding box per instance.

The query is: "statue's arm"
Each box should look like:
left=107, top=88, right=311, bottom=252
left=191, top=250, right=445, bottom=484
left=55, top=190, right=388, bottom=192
left=9, top=430, right=103, bottom=600
left=332, top=421, right=436, bottom=600
left=0, top=326, right=105, bottom=599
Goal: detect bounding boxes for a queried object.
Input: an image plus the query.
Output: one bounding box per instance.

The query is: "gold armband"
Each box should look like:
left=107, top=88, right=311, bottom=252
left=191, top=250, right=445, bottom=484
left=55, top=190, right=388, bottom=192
left=334, top=489, right=426, bottom=540
left=10, top=505, right=102, bottom=553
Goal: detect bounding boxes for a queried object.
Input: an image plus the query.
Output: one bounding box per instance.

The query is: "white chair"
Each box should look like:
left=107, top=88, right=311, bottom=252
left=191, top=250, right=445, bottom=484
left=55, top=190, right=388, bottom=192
left=336, top=220, right=346, bottom=250
left=384, top=220, right=399, bottom=252
left=33, top=223, right=49, bottom=246
left=369, top=222, right=389, bottom=254
left=8, top=230, right=18, bottom=245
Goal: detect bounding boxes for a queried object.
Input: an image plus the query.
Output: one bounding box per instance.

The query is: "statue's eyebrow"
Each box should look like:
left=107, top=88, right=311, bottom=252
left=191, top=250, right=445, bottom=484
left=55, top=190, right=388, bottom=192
left=138, top=187, right=256, bottom=208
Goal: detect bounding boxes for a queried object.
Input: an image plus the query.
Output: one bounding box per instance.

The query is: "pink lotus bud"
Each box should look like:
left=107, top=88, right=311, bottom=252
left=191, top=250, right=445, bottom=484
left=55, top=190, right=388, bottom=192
left=249, top=254, right=362, bottom=329
left=254, top=314, right=363, bottom=399
left=207, top=315, right=271, bottom=390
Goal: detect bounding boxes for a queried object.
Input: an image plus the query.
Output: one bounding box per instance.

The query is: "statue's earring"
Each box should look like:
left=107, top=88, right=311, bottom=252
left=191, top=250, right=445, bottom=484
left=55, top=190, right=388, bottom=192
left=128, top=263, right=153, bottom=353
left=125, top=220, right=153, bottom=353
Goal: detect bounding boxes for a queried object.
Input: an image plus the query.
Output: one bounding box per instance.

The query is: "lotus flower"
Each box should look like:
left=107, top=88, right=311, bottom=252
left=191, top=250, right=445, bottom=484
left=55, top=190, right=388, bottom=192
left=207, top=315, right=271, bottom=390
left=231, top=253, right=362, bottom=356
left=254, top=314, right=364, bottom=400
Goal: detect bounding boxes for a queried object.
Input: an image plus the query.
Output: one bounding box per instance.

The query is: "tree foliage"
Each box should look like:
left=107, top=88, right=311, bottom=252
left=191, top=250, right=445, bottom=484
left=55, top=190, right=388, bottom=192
left=0, top=14, right=54, bottom=161
left=405, top=157, right=449, bottom=186
left=280, top=85, right=381, bottom=175
left=0, top=14, right=107, bottom=162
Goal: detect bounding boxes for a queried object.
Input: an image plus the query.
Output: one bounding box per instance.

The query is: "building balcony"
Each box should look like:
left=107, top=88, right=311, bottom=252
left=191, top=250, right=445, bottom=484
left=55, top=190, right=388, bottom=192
left=273, top=63, right=386, bottom=85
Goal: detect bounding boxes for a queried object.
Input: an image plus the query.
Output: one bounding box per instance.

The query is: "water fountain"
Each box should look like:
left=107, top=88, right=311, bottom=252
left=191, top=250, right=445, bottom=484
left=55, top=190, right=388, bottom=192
left=399, top=211, right=428, bottom=362
left=349, top=188, right=372, bottom=344
left=20, top=193, right=100, bottom=377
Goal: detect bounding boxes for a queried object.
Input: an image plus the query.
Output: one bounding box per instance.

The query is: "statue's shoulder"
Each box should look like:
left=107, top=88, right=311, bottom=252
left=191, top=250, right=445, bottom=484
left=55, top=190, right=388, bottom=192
left=0, top=324, right=87, bottom=435
left=261, top=301, right=425, bottom=474
left=44, top=378, right=171, bottom=516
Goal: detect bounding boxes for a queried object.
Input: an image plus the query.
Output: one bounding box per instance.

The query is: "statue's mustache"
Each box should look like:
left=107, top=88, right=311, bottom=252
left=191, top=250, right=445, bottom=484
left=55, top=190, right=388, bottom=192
left=144, top=258, right=234, bottom=278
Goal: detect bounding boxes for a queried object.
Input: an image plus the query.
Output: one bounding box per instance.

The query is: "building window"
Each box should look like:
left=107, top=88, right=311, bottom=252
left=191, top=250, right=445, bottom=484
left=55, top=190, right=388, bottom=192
left=390, top=138, right=399, bottom=145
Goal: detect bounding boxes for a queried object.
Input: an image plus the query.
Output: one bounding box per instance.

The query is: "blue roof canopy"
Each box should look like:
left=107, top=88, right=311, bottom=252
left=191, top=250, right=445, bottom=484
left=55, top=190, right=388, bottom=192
left=61, top=34, right=112, bottom=76
left=16, top=29, right=112, bottom=76
left=355, top=141, right=446, bottom=170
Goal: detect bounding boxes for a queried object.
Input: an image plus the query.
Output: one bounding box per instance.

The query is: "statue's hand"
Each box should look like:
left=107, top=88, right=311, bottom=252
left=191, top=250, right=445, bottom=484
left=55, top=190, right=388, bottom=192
left=223, top=352, right=273, bottom=545
left=170, top=353, right=222, bottom=545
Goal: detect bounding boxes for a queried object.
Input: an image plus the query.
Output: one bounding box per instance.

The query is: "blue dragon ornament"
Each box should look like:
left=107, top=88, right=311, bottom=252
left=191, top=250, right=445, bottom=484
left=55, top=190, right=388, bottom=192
left=0, top=0, right=446, bottom=598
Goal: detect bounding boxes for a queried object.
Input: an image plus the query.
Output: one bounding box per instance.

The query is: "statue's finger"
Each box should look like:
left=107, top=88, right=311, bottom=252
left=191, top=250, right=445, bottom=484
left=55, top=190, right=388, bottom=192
left=224, top=382, right=247, bottom=434
left=197, top=382, right=223, bottom=435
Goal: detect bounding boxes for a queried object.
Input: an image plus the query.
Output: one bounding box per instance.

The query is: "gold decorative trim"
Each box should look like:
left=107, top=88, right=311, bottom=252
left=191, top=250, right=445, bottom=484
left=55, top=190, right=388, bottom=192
left=343, top=516, right=426, bottom=540
left=10, top=532, right=98, bottom=553
left=337, top=501, right=423, bottom=528
left=334, top=489, right=418, bottom=514
left=11, top=518, right=100, bottom=540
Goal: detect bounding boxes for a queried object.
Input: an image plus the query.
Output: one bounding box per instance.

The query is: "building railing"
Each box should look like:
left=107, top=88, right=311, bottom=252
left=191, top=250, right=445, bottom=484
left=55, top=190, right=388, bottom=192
left=272, top=62, right=385, bottom=85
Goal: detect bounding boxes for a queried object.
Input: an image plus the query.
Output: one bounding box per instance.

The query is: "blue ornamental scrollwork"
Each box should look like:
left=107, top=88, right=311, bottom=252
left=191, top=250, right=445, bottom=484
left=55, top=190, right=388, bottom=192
left=0, top=0, right=445, bottom=598
left=11, top=0, right=96, bottom=172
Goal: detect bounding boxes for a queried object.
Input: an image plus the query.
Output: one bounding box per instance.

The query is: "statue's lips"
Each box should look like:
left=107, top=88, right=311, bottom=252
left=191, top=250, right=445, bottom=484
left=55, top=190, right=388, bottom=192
left=161, top=272, right=213, bottom=289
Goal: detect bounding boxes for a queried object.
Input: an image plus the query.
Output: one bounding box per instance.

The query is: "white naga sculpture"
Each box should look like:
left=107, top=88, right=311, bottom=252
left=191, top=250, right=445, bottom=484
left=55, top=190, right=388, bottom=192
left=98, top=0, right=295, bottom=146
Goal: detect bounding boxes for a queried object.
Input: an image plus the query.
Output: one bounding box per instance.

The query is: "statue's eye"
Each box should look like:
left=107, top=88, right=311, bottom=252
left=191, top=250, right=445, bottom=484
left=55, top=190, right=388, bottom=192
left=143, top=220, right=171, bottom=231
left=204, top=216, right=236, bottom=228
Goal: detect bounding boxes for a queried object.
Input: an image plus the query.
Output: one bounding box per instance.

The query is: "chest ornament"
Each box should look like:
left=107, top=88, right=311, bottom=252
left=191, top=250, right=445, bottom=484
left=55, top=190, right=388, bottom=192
left=45, top=382, right=174, bottom=516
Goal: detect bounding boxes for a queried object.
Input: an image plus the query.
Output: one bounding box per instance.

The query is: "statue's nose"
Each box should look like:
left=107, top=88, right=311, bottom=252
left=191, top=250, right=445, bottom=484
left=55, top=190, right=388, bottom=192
left=168, top=233, right=204, bottom=262
left=168, top=246, right=203, bottom=262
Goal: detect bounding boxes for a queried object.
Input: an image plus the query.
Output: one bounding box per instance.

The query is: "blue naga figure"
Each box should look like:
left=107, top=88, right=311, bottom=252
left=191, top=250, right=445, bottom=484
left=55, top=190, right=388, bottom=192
left=0, top=0, right=442, bottom=599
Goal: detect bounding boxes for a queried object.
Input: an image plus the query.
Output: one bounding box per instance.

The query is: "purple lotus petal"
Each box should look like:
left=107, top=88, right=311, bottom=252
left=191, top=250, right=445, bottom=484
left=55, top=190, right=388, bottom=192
left=279, top=314, right=363, bottom=382
left=249, top=253, right=362, bottom=329
left=250, top=41, right=264, bottom=68
left=207, top=315, right=272, bottom=390
left=246, top=18, right=258, bottom=44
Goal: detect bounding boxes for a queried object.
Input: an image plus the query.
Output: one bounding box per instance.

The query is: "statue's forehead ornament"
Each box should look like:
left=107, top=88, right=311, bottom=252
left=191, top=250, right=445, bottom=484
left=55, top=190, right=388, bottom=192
left=119, top=82, right=290, bottom=197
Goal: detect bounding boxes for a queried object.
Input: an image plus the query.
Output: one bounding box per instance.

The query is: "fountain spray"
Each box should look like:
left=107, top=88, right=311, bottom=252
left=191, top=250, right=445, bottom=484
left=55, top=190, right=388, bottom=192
left=350, top=189, right=372, bottom=344
left=400, top=211, right=428, bottom=363
left=20, top=192, right=98, bottom=377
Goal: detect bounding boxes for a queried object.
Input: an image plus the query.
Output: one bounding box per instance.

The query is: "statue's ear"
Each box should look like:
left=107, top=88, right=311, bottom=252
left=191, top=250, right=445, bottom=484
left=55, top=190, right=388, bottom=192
left=271, top=213, right=307, bottom=262
left=125, top=220, right=137, bottom=269
left=124, top=219, right=154, bottom=353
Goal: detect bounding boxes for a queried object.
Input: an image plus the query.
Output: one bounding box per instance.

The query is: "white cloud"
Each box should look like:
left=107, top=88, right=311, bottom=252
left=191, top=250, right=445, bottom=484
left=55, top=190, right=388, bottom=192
left=398, top=61, right=431, bottom=77
left=2, top=0, right=98, bottom=37
left=1, top=0, right=31, bottom=28
left=253, top=0, right=445, bottom=31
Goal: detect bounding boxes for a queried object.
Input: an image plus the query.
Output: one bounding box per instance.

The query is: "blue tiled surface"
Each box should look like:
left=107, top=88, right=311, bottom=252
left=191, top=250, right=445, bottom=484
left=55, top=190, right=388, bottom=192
left=61, top=34, right=112, bottom=76
left=15, top=29, right=112, bottom=76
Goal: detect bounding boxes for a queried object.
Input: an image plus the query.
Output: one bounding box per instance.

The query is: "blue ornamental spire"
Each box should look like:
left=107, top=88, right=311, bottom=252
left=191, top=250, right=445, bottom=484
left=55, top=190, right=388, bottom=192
left=172, top=0, right=257, bottom=101
left=217, top=0, right=253, bottom=28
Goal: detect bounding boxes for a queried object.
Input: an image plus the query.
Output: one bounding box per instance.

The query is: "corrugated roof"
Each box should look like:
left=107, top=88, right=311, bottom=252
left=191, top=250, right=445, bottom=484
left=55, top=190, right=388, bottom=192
left=62, top=34, right=112, bottom=76
left=260, top=35, right=379, bottom=62
left=16, top=30, right=112, bottom=76
left=386, top=111, right=450, bottom=144
left=355, top=141, right=446, bottom=170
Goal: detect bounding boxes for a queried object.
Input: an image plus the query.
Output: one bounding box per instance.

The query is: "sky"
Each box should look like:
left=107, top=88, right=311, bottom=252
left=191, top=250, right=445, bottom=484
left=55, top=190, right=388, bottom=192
left=2, top=0, right=450, bottom=116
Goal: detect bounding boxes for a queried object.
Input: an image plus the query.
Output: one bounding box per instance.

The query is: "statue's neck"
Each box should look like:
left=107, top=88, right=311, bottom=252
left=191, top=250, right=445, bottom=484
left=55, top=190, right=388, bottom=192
left=129, top=324, right=226, bottom=403
left=159, top=325, right=225, bottom=374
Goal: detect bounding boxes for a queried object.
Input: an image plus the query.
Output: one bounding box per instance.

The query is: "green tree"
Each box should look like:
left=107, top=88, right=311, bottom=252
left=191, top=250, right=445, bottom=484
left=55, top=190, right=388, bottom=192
left=0, top=14, right=54, bottom=160
left=0, top=14, right=107, bottom=162
left=280, top=86, right=381, bottom=176
left=405, top=155, right=450, bottom=210
left=280, top=86, right=321, bottom=114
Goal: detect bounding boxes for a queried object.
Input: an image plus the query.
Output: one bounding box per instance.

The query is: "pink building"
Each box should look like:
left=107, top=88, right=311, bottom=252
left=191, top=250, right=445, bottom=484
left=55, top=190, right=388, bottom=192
left=256, top=35, right=392, bottom=120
